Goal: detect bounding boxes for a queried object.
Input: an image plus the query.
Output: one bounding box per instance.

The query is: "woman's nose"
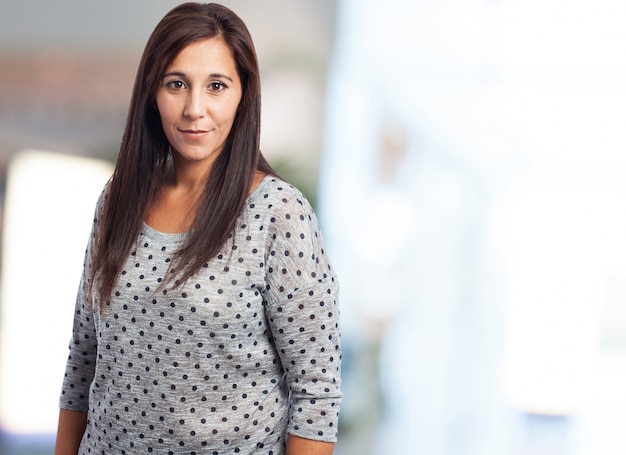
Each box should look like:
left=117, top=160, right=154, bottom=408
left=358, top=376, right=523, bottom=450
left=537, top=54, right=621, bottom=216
left=183, top=89, right=206, bottom=119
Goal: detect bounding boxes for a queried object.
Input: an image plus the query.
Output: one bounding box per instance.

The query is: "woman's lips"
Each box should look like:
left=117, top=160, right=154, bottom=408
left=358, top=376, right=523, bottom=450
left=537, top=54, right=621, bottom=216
left=180, top=129, right=209, bottom=141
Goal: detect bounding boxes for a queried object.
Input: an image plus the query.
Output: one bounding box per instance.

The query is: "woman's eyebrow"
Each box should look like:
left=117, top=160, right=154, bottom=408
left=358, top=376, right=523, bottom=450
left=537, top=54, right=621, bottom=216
left=209, top=73, right=234, bottom=82
left=163, top=71, right=187, bottom=78
left=163, top=71, right=234, bottom=82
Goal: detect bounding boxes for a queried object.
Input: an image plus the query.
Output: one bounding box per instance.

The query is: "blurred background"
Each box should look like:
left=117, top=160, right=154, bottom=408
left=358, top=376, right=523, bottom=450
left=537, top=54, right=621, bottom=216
left=0, top=0, right=625, bottom=454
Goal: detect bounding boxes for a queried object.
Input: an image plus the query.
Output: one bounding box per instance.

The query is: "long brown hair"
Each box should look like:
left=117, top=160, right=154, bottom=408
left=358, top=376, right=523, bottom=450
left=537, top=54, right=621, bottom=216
left=91, top=2, right=277, bottom=310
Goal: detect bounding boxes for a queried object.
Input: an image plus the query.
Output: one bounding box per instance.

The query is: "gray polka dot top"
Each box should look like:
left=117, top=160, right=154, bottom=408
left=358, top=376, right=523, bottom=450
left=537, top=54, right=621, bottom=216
left=59, top=176, right=342, bottom=455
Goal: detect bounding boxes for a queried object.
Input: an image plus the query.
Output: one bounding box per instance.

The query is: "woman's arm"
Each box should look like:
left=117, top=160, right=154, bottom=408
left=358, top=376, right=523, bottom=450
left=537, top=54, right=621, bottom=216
left=286, top=434, right=335, bottom=455
left=263, top=192, right=343, bottom=446
left=54, top=409, right=87, bottom=455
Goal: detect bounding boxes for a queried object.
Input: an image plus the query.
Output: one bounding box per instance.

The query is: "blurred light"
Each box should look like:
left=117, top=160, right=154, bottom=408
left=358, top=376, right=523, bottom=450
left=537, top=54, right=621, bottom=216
left=0, top=150, right=113, bottom=434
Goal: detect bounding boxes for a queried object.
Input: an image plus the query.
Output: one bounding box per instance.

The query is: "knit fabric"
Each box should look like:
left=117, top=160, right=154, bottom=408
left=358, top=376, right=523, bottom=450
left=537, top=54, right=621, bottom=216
left=59, top=176, right=342, bottom=454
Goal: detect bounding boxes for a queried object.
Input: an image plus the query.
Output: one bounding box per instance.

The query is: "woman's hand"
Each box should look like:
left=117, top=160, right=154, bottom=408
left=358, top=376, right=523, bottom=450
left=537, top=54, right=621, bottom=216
left=54, top=409, right=87, bottom=455
left=286, top=434, right=335, bottom=455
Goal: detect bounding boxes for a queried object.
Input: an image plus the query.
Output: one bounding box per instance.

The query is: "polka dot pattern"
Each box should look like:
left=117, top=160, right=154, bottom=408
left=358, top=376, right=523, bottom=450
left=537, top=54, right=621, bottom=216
left=60, top=177, right=342, bottom=454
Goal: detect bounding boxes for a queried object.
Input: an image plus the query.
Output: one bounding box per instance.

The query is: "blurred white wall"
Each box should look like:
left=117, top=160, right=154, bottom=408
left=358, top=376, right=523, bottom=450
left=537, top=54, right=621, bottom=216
left=320, top=0, right=626, bottom=454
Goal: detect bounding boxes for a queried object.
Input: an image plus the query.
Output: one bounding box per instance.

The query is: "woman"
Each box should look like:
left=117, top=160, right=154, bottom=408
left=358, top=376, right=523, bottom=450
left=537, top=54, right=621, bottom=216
left=55, top=3, right=342, bottom=454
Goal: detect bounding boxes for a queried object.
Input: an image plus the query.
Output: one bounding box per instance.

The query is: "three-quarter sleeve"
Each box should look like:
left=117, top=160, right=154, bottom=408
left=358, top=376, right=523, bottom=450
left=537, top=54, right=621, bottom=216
left=58, top=204, right=100, bottom=412
left=263, top=192, right=342, bottom=443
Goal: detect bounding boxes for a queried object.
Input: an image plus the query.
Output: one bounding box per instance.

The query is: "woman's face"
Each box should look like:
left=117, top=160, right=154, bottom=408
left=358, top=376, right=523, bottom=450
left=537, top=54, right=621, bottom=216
left=155, top=38, right=242, bottom=174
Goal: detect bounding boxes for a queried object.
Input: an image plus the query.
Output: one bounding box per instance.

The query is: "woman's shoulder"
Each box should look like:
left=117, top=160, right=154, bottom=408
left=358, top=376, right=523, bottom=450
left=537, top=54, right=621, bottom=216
left=247, top=175, right=320, bottom=229
left=250, top=175, right=309, bottom=207
left=91, top=179, right=112, bottom=221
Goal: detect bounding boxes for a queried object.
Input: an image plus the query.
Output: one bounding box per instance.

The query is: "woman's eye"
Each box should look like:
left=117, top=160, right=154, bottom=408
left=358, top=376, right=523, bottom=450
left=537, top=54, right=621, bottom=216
left=209, top=82, right=226, bottom=91
left=167, top=80, right=186, bottom=89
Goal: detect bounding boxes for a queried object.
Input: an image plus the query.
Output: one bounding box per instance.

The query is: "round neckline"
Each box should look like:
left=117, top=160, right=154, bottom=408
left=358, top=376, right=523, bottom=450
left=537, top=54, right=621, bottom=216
left=141, top=174, right=275, bottom=240
left=140, top=222, right=188, bottom=242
